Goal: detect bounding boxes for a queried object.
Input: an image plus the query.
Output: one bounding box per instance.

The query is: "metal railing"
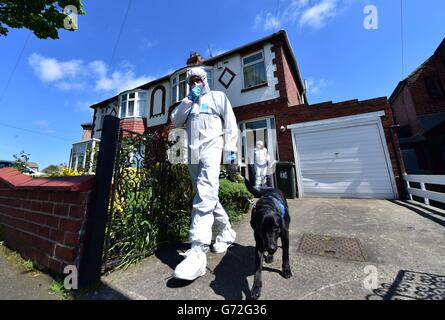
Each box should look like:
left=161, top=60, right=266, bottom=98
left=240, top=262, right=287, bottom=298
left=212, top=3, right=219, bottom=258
left=403, top=174, right=445, bottom=206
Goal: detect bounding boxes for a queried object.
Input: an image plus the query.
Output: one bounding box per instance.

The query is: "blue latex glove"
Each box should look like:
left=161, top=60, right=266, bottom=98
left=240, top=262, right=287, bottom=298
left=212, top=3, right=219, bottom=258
left=225, top=152, right=237, bottom=164
left=188, top=85, right=203, bottom=102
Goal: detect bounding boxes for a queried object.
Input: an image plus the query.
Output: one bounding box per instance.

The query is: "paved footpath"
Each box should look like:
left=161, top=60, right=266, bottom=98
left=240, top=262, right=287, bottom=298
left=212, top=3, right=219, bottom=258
left=78, top=199, right=445, bottom=300
left=0, top=245, right=62, bottom=300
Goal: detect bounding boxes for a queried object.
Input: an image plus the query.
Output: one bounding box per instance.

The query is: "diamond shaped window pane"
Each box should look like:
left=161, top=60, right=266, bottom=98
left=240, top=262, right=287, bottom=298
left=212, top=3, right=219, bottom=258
left=218, top=67, right=236, bottom=89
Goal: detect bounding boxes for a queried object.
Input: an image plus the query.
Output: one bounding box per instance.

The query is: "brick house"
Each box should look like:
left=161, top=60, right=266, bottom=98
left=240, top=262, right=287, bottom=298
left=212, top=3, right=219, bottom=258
left=390, top=38, right=445, bottom=174
left=72, top=30, right=405, bottom=199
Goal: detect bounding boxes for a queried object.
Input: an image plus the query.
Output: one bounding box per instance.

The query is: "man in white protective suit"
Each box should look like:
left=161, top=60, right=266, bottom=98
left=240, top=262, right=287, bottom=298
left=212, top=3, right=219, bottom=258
left=169, top=66, right=239, bottom=281
left=254, top=140, right=270, bottom=189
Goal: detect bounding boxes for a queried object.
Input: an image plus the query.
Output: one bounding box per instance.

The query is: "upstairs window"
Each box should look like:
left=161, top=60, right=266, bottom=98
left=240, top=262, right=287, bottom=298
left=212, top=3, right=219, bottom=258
left=178, top=73, right=187, bottom=101
left=138, top=92, right=147, bottom=116
left=171, top=77, right=177, bottom=103
left=425, top=76, right=444, bottom=98
left=206, top=69, right=214, bottom=90
left=96, top=104, right=114, bottom=130
left=98, top=108, right=107, bottom=130
left=119, top=91, right=148, bottom=118
left=171, top=72, right=188, bottom=104
left=242, top=51, right=267, bottom=89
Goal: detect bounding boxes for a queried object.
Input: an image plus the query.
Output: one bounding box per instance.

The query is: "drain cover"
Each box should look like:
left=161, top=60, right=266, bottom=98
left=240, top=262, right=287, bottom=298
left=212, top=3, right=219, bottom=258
left=298, top=234, right=368, bottom=262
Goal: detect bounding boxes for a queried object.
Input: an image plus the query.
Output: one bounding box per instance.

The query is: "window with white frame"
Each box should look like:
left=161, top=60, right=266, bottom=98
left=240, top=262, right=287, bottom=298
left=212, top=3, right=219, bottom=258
left=96, top=105, right=112, bottom=130
left=171, top=77, right=177, bottom=103
left=206, top=69, right=213, bottom=90
left=171, top=72, right=188, bottom=104
left=171, top=68, right=213, bottom=104
left=242, top=51, right=267, bottom=89
left=119, top=91, right=148, bottom=118
left=178, top=73, right=187, bottom=101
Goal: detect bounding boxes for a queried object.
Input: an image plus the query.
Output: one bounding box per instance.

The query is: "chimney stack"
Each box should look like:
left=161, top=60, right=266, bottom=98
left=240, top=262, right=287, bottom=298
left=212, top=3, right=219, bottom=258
left=186, top=52, right=205, bottom=66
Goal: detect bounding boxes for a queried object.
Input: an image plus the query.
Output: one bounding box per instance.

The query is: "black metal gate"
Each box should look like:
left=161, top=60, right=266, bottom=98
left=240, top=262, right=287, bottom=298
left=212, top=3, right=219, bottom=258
left=100, top=122, right=192, bottom=273
left=77, top=116, right=192, bottom=286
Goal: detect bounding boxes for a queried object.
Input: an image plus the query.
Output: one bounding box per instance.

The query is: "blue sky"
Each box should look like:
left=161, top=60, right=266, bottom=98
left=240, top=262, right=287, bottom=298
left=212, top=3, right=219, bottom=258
left=0, top=0, right=444, bottom=170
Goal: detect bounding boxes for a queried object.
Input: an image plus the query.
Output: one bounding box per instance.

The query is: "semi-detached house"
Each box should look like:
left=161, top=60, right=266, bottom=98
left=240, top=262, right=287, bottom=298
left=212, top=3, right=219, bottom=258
left=70, top=30, right=405, bottom=199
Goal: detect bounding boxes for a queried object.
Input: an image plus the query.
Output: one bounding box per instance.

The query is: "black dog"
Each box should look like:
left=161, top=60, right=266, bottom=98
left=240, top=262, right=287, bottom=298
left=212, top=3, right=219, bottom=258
left=245, top=181, right=292, bottom=300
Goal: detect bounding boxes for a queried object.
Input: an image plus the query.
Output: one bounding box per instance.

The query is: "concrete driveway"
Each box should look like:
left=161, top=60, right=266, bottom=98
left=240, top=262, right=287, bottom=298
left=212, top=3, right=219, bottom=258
left=79, top=199, right=445, bottom=300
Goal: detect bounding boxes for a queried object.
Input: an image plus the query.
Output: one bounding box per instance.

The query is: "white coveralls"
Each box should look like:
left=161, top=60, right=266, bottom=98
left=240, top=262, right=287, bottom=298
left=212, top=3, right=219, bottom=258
left=170, top=67, right=238, bottom=254
left=254, top=143, right=270, bottom=188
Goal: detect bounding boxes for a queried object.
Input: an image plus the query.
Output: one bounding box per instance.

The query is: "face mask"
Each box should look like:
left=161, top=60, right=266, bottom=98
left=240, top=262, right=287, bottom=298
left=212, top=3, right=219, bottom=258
left=191, top=83, right=203, bottom=95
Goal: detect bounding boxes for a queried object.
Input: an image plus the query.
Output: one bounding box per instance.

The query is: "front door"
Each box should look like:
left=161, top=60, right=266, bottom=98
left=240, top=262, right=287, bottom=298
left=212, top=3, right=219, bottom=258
left=238, top=117, right=279, bottom=186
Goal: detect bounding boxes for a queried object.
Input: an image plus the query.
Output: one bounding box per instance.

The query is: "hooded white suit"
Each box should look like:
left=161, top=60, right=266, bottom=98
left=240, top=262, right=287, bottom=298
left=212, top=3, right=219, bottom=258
left=170, top=67, right=238, bottom=256
left=254, top=141, right=270, bottom=187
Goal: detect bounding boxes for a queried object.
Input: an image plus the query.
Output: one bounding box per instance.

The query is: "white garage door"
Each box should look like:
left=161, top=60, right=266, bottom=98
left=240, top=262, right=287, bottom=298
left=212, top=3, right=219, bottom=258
left=291, top=112, right=396, bottom=199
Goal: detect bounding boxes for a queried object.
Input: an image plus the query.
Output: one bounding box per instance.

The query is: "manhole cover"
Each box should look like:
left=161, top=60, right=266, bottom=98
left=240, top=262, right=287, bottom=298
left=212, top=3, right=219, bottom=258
left=297, top=234, right=368, bottom=262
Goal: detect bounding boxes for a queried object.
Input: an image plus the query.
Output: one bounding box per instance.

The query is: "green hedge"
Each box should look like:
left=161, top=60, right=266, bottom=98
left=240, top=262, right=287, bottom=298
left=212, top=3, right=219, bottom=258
left=219, top=178, right=253, bottom=222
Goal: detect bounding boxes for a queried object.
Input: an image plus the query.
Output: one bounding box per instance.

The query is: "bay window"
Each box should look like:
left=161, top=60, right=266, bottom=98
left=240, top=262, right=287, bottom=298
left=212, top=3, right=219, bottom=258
left=178, top=73, right=187, bottom=101
left=206, top=69, right=213, bottom=90
left=170, top=67, right=213, bottom=104
left=171, top=72, right=188, bottom=104
left=119, top=91, right=148, bottom=118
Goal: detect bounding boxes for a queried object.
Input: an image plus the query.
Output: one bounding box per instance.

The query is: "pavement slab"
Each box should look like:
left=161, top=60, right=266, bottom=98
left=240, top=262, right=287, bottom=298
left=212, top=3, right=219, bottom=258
left=0, top=245, right=62, bottom=300
left=70, top=199, right=445, bottom=300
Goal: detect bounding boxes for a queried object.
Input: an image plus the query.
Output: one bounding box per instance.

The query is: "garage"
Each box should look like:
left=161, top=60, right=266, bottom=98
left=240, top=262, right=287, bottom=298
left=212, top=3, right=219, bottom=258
left=289, top=111, right=398, bottom=199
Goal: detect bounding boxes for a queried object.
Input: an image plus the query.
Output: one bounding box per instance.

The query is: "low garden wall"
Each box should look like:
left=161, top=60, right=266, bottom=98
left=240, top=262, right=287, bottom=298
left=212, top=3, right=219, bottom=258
left=0, top=168, right=94, bottom=275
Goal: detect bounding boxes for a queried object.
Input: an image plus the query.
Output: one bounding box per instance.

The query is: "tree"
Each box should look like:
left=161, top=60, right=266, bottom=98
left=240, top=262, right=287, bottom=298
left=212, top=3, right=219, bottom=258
left=13, top=150, right=30, bottom=173
left=42, top=163, right=68, bottom=175
left=0, top=0, right=85, bottom=39
left=42, top=164, right=62, bottom=175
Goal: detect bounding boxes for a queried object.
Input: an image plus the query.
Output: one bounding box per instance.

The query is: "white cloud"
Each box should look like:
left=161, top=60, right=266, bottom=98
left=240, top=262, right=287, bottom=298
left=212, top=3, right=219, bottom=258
left=254, top=0, right=350, bottom=31
left=89, top=60, right=108, bottom=78
left=28, top=53, right=155, bottom=94
left=299, top=0, right=338, bottom=29
left=307, top=77, right=330, bottom=95
left=253, top=12, right=281, bottom=31
left=253, top=14, right=263, bottom=30
left=28, top=53, right=84, bottom=82
left=95, top=70, right=154, bottom=93
left=264, top=12, right=282, bottom=31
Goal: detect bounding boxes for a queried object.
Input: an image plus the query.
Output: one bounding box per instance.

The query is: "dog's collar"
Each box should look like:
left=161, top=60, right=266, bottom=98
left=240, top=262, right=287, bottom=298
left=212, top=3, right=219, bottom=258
left=252, top=195, right=286, bottom=220
left=270, top=196, right=286, bottom=220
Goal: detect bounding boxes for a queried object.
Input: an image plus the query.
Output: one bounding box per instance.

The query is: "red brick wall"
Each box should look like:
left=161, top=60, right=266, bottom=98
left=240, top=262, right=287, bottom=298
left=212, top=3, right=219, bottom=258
left=0, top=168, right=94, bottom=275
left=271, top=38, right=302, bottom=106
left=391, top=87, right=424, bottom=136
left=120, top=118, right=145, bottom=134
left=408, top=54, right=445, bottom=117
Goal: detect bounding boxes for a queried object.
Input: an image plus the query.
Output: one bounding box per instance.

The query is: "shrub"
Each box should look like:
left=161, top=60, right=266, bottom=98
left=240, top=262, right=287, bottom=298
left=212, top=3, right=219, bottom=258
left=219, top=178, right=253, bottom=222
left=60, top=167, right=83, bottom=176
left=219, top=165, right=245, bottom=183
left=105, top=163, right=252, bottom=271
left=105, top=164, right=192, bottom=270
left=151, top=163, right=193, bottom=244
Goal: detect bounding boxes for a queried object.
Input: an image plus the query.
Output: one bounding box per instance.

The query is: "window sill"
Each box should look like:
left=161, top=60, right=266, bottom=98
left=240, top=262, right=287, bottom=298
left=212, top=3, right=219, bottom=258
left=241, top=82, right=268, bottom=93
